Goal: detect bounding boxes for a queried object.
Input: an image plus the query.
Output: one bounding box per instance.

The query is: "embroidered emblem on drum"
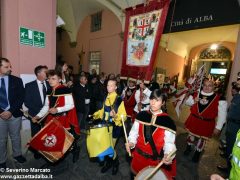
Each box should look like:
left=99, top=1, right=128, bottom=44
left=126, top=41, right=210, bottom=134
left=44, top=134, right=57, bottom=147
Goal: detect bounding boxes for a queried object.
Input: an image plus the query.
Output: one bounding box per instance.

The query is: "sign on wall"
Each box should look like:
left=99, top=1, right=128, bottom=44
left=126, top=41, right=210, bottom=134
left=163, top=0, right=240, bottom=33
left=20, top=27, right=45, bottom=48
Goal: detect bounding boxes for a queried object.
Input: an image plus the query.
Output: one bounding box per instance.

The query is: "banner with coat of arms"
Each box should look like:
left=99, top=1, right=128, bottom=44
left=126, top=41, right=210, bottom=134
left=127, top=10, right=162, bottom=66
left=121, top=0, right=170, bottom=81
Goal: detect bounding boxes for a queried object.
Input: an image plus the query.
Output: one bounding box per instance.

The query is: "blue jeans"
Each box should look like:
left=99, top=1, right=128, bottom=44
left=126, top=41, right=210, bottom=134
left=0, top=116, right=22, bottom=163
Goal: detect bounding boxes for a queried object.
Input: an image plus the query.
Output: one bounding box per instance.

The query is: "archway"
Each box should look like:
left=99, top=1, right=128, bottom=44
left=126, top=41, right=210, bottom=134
left=196, top=45, right=232, bottom=95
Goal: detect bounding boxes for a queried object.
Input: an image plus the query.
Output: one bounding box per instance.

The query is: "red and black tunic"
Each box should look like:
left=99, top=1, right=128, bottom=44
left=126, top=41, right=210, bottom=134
left=46, top=85, right=80, bottom=135
left=185, top=92, right=220, bottom=138
left=123, top=87, right=136, bottom=118
left=131, top=111, right=176, bottom=178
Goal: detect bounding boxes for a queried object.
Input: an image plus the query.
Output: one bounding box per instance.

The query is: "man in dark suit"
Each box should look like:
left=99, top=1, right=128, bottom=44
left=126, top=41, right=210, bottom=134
left=0, top=57, right=26, bottom=170
left=24, top=65, right=49, bottom=159
left=72, top=74, right=90, bottom=130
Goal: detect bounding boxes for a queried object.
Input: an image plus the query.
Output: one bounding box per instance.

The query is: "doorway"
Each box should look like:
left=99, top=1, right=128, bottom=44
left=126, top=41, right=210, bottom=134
left=197, top=45, right=232, bottom=96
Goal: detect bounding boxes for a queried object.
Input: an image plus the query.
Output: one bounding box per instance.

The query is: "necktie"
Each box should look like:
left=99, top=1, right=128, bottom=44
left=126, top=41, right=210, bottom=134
left=0, top=78, right=9, bottom=109
left=42, top=82, right=47, bottom=103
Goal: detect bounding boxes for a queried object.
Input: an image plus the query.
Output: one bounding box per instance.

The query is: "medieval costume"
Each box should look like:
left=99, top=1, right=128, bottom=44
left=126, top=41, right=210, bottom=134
left=36, top=85, right=80, bottom=162
left=162, top=78, right=171, bottom=94
left=93, top=91, right=127, bottom=175
left=128, top=110, right=177, bottom=178
left=184, top=90, right=227, bottom=162
left=37, top=85, right=80, bottom=134
left=134, top=87, right=151, bottom=113
left=122, top=83, right=137, bottom=121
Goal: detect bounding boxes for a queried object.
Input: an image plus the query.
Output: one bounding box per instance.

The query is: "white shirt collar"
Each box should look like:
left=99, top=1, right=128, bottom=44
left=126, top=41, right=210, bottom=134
left=150, top=109, right=163, bottom=115
left=128, top=86, right=136, bottom=89
left=201, top=90, right=214, bottom=96
left=37, top=79, right=45, bottom=84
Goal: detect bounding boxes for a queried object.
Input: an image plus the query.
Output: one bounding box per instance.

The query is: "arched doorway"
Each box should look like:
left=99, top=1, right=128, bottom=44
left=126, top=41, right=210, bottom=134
left=197, top=45, right=232, bottom=95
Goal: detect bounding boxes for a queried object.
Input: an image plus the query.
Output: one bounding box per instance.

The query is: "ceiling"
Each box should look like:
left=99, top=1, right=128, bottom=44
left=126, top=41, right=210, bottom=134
left=106, top=0, right=145, bottom=9
left=57, top=0, right=240, bottom=57
left=57, top=0, right=145, bottom=42
left=160, top=24, right=240, bottom=57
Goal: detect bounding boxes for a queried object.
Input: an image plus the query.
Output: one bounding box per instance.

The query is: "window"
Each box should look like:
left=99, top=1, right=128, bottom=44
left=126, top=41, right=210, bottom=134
left=89, top=51, right=101, bottom=74
left=91, top=12, right=102, bottom=32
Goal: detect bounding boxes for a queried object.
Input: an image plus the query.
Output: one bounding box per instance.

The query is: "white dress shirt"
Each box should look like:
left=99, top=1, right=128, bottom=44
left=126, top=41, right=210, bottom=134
left=36, top=79, right=47, bottom=104
left=36, top=94, right=74, bottom=118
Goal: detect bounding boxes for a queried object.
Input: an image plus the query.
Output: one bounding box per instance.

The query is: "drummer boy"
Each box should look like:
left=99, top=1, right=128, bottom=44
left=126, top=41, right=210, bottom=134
left=32, top=70, right=80, bottom=163
left=126, top=89, right=177, bottom=178
left=93, top=78, right=127, bottom=175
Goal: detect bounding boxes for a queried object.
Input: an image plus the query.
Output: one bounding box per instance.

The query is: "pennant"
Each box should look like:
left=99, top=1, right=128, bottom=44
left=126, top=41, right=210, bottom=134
left=172, top=65, right=205, bottom=117
left=172, top=75, right=195, bottom=117
left=193, top=64, right=206, bottom=94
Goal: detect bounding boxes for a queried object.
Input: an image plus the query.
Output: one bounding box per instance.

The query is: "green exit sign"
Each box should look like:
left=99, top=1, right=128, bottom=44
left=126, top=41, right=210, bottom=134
left=34, top=31, right=45, bottom=48
left=20, top=27, right=33, bottom=46
left=19, top=27, right=45, bottom=48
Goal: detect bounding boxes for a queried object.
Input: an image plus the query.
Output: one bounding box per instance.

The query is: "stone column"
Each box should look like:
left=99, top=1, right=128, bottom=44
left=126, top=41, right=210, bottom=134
left=226, top=26, right=240, bottom=103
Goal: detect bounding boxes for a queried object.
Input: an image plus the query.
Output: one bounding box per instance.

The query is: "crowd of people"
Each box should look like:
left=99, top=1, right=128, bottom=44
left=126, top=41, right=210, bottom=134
left=0, top=57, right=240, bottom=179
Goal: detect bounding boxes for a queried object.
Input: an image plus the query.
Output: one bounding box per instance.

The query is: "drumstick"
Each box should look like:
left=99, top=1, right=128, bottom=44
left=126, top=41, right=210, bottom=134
left=20, top=109, right=33, bottom=119
left=37, top=103, right=59, bottom=124
left=144, top=150, right=176, bottom=180
left=121, top=114, right=131, bottom=157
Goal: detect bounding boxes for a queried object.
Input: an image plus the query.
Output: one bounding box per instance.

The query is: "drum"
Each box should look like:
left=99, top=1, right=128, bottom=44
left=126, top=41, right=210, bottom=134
left=86, top=120, right=114, bottom=161
left=135, top=166, right=171, bottom=180
left=29, top=118, right=74, bottom=163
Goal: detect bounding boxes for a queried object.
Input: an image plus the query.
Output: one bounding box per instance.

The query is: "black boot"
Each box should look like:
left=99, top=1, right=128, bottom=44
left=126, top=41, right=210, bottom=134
left=112, top=157, right=119, bottom=175
left=72, top=140, right=80, bottom=163
left=72, top=150, right=80, bottom=163
left=101, top=157, right=113, bottom=173
left=184, top=145, right=192, bottom=156
left=99, top=161, right=105, bottom=167
left=192, top=151, right=201, bottom=163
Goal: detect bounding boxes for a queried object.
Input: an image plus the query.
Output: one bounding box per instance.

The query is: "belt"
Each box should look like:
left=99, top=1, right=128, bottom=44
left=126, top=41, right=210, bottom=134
left=191, top=114, right=214, bottom=121
left=52, top=112, right=67, bottom=117
left=135, top=148, right=161, bottom=160
left=228, top=118, right=240, bottom=124
left=141, top=103, right=150, bottom=108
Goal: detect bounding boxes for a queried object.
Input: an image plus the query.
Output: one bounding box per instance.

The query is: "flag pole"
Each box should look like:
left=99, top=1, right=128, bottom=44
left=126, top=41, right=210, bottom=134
left=197, top=64, right=206, bottom=99
left=121, top=114, right=131, bottom=157
left=197, top=75, right=205, bottom=99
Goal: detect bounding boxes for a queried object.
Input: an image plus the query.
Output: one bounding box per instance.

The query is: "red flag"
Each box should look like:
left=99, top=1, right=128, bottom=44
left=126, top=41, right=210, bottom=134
left=121, top=0, right=170, bottom=82
left=29, top=119, right=66, bottom=152
left=172, top=64, right=205, bottom=117
left=192, top=64, right=206, bottom=95
left=172, top=76, right=195, bottom=117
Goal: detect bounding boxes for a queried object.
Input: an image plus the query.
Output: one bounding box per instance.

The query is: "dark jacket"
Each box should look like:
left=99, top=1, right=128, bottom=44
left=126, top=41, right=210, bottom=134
left=72, top=83, right=90, bottom=113
left=8, top=75, right=24, bottom=117
left=96, top=81, right=106, bottom=102
left=24, top=80, right=50, bottom=116
left=227, top=94, right=240, bottom=122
